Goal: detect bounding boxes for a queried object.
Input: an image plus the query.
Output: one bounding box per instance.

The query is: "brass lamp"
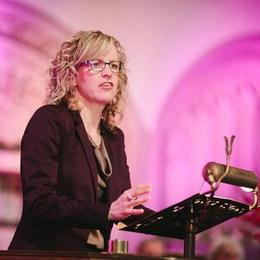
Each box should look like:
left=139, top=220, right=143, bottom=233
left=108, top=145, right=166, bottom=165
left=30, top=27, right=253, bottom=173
left=202, top=136, right=259, bottom=210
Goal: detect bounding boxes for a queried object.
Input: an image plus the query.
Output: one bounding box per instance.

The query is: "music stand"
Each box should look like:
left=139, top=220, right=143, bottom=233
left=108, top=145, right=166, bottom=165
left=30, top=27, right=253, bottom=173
left=117, top=193, right=250, bottom=258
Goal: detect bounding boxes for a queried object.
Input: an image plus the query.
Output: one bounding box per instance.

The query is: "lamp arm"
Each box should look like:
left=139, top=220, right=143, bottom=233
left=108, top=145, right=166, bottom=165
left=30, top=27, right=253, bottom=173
left=208, top=136, right=235, bottom=195
left=249, top=186, right=259, bottom=210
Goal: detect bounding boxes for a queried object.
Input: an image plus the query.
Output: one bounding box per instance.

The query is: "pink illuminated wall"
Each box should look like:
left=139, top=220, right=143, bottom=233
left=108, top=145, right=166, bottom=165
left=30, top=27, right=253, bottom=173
left=157, top=35, right=260, bottom=205
left=0, top=0, right=70, bottom=249
left=1, top=0, right=260, bottom=257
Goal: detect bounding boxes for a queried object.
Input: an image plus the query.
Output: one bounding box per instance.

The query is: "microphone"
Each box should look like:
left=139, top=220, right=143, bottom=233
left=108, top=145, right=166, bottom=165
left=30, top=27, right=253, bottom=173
left=202, top=162, right=258, bottom=190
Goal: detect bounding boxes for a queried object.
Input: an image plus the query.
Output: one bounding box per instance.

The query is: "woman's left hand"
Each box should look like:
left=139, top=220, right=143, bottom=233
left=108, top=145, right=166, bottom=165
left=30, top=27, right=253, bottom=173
left=108, top=184, right=152, bottom=221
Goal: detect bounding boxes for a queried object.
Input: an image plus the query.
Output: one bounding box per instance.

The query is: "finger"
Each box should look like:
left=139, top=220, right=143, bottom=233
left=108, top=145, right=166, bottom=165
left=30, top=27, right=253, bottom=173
left=124, top=208, right=144, bottom=215
left=131, top=184, right=152, bottom=198
left=127, top=195, right=151, bottom=208
left=126, top=192, right=134, bottom=201
left=131, top=208, right=145, bottom=215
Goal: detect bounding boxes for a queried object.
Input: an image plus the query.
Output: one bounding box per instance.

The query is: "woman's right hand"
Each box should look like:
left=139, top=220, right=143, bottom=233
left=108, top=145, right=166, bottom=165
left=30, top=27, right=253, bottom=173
left=108, top=184, right=152, bottom=221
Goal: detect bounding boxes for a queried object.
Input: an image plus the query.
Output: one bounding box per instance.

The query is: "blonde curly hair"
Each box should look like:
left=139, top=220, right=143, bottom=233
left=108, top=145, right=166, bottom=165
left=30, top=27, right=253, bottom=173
left=46, top=31, right=128, bottom=129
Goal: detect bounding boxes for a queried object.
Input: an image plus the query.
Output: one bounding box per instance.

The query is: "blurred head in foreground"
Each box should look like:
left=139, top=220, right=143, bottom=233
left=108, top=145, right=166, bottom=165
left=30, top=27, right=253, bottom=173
left=137, top=237, right=167, bottom=257
left=208, top=236, right=245, bottom=260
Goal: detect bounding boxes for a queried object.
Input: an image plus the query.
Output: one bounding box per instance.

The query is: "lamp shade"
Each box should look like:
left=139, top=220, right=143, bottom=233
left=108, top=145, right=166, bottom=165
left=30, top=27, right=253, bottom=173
left=202, top=162, right=258, bottom=190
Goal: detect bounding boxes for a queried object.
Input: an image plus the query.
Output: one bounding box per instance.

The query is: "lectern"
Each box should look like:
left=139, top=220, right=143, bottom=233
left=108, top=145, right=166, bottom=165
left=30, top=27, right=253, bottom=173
left=118, top=136, right=259, bottom=259
left=117, top=193, right=250, bottom=258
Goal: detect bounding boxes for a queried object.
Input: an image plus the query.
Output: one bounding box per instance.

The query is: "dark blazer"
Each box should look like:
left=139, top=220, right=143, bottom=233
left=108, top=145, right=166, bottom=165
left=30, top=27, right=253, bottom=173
left=8, top=102, right=139, bottom=251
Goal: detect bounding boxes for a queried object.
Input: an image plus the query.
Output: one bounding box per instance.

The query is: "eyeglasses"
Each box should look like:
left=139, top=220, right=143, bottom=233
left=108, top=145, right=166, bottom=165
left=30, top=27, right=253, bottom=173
left=76, top=59, right=123, bottom=73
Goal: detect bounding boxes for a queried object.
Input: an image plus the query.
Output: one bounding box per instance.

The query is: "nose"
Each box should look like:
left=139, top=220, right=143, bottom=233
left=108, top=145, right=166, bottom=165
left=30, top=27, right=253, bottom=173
left=101, top=64, right=113, bottom=78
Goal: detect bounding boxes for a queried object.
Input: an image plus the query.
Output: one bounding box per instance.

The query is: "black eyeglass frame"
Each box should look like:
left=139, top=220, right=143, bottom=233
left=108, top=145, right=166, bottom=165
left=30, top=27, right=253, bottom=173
left=76, top=59, right=123, bottom=73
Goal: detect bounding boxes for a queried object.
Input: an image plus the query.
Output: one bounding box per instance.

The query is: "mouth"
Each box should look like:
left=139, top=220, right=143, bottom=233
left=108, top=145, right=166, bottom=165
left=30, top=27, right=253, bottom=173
left=99, top=82, right=113, bottom=89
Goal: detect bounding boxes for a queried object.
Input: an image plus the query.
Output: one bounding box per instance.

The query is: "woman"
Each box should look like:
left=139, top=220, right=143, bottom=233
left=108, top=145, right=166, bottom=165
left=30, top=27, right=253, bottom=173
left=9, top=31, right=152, bottom=252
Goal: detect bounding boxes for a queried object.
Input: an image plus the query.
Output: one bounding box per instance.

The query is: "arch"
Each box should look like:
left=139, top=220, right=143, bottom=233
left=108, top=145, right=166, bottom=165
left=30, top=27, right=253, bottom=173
left=157, top=34, right=260, bottom=207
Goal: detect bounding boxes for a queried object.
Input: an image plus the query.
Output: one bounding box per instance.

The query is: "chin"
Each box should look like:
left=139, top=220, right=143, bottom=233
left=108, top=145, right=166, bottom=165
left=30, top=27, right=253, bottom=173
left=100, top=95, right=116, bottom=104
left=97, top=98, right=114, bottom=106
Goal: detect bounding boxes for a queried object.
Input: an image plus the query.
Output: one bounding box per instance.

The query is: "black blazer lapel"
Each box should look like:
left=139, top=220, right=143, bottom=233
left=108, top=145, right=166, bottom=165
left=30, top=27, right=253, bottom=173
left=71, top=111, right=99, bottom=200
left=102, top=134, right=113, bottom=202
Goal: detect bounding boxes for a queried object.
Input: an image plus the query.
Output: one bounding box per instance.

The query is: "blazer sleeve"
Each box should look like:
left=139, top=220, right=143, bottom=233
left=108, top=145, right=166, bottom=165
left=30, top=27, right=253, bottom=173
left=21, top=106, right=111, bottom=230
left=117, top=128, right=131, bottom=192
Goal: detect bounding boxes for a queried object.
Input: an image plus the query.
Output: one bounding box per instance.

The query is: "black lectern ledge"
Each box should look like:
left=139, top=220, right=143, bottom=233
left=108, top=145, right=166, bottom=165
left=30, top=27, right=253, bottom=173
left=117, top=136, right=259, bottom=259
